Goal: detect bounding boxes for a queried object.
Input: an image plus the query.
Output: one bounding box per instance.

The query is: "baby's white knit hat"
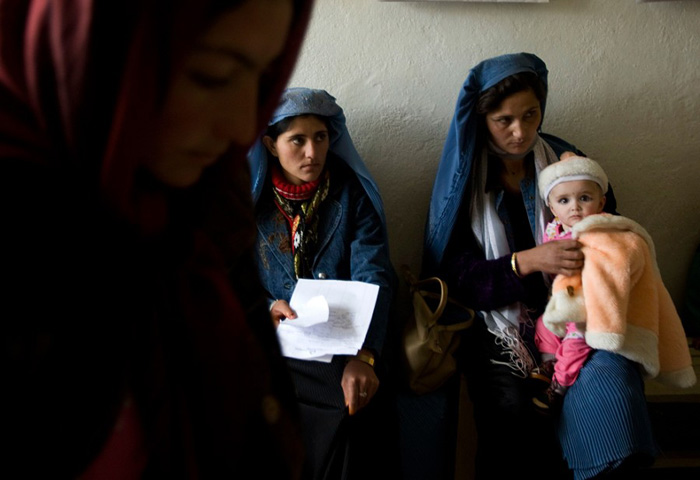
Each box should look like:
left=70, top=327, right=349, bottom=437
left=538, top=155, right=609, bottom=203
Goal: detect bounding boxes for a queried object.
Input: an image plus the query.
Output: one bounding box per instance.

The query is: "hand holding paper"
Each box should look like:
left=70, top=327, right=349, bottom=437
left=276, top=279, right=379, bottom=362
left=287, top=295, right=330, bottom=327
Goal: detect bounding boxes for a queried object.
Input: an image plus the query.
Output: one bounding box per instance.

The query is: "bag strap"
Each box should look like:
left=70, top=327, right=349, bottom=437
left=419, top=290, right=474, bottom=330
left=401, top=265, right=449, bottom=325
left=401, top=264, right=475, bottom=331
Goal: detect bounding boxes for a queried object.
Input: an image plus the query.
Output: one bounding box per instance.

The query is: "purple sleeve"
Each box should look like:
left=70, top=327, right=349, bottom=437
left=445, top=233, right=548, bottom=312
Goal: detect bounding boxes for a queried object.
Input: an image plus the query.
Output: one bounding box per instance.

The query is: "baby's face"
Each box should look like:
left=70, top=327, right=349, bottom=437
left=548, top=180, right=606, bottom=229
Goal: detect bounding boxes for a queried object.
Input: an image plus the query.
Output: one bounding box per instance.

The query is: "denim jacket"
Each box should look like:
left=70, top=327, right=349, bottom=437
left=254, top=161, right=396, bottom=355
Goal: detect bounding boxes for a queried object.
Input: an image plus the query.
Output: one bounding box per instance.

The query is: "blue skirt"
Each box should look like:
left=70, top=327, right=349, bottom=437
left=558, top=350, right=658, bottom=479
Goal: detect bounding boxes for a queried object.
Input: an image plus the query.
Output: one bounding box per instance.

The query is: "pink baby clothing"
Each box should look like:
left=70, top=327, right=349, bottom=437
left=535, top=320, right=591, bottom=387
left=535, top=218, right=592, bottom=387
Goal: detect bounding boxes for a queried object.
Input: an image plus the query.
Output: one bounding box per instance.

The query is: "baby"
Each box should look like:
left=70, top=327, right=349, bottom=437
left=533, top=154, right=696, bottom=413
left=532, top=154, right=607, bottom=411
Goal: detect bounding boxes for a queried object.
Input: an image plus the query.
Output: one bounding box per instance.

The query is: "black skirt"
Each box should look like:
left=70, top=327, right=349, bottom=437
left=287, top=356, right=400, bottom=480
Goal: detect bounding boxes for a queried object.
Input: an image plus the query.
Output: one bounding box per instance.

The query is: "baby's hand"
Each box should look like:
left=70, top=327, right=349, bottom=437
left=560, top=151, right=577, bottom=161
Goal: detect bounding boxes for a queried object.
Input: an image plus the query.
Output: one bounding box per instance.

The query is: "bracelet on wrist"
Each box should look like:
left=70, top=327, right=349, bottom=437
left=511, top=252, right=523, bottom=279
left=353, top=352, right=375, bottom=368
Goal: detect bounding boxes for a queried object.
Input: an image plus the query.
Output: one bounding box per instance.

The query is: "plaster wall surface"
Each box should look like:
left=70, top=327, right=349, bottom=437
left=288, top=0, right=700, bottom=309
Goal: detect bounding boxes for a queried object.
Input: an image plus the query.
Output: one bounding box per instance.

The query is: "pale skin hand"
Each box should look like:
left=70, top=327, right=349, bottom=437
left=342, top=350, right=379, bottom=416
left=516, top=239, right=584, bottom=277
left=269, top=299, right=297, bottom=328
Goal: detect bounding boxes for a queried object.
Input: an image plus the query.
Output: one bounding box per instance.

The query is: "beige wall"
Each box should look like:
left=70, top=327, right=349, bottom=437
left=288, top=0, right=700, bottom=307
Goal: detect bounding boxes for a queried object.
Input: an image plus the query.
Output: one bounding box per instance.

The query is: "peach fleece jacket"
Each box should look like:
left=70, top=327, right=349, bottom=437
left=543, top=214, right=696, bottom=388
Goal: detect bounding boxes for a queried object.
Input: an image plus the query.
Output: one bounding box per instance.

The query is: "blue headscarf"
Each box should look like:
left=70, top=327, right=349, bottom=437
left=422, top=53, right=551, bottom=273
left=247, top=87, right=386, bottom=225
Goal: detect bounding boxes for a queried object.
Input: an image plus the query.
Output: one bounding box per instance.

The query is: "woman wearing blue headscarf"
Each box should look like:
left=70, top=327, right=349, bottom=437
left=424, top=53, right=656, bottom=479
left=248, top=88, right=398, bottom=480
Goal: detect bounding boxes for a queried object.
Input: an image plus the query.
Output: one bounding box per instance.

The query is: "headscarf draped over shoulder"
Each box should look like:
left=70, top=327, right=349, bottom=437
left=1, top=1, right=314, bottom=477
left=423, top=53, right=554, bottom=273
left=248, top=87, right=387, bottom=226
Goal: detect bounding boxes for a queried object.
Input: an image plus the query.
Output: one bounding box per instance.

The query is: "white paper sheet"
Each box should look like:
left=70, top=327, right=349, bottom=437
left=276, top=279, right=380, bottom=362
left=287, top=295, right=330, bottom=328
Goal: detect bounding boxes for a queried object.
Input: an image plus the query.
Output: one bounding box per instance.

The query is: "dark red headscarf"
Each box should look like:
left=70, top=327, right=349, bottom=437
left=0, top=0, right=313, bottom=477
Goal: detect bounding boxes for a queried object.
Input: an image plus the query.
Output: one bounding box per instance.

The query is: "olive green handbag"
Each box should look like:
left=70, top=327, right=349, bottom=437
left=400, top=265, right=475, bottom=395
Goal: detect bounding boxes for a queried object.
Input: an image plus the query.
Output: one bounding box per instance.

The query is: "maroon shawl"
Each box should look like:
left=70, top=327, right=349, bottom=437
left=0, top=0, right=313, bottom=477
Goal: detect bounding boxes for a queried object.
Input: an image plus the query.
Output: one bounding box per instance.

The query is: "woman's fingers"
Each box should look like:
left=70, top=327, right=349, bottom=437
left=555, top=240, right=584, bottom=275
left=269, top=300, right=297, bottom=328
left=556, top=239, right=582, bottom=253
left=341, top=360, right=379, bottom=415
left=521, top=239, right=584, bottom=276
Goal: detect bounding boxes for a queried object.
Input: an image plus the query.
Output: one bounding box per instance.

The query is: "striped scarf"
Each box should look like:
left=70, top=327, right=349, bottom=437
left=271, top=166, right=330, bottom=278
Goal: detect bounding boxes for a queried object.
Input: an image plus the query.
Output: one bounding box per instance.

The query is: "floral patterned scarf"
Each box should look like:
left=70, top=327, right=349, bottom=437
left=271, top=165, right=330, bottom=278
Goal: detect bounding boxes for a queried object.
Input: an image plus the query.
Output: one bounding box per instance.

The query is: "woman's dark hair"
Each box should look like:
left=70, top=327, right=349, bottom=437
left=475, top=72, right=547, bottom=115
left=265, top=114, right=331, bottom=141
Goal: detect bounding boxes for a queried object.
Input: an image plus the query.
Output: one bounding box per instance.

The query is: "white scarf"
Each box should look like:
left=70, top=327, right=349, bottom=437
left=469, top=135, right=558, bottom=376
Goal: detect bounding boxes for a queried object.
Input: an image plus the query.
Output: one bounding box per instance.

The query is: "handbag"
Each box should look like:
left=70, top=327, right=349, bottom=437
left=400, top=265, right=474, bottom=395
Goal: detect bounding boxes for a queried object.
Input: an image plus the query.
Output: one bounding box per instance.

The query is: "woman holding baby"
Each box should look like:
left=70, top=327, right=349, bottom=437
left=423, top=52, right=659, bottom=479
